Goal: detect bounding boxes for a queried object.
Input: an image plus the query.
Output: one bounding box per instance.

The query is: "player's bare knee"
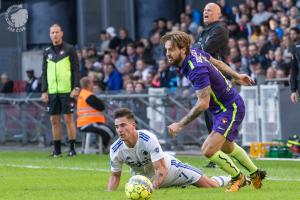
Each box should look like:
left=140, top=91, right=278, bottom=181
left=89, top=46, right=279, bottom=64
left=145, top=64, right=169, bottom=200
left=202, top=146, right=215, bottom=158
left=50, top=117, right=60, bottom=126
left=63, top=115, right=73, bottom=124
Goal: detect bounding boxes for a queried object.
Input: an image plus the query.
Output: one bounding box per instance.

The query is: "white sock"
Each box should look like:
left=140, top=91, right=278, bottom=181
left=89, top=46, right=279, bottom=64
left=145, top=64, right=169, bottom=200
left=211, top=176, right=231, bottom=187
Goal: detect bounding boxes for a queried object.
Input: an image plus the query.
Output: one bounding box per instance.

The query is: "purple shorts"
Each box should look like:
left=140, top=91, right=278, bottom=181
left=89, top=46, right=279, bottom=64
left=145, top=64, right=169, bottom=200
left=212, top=95, right=245, bottom=141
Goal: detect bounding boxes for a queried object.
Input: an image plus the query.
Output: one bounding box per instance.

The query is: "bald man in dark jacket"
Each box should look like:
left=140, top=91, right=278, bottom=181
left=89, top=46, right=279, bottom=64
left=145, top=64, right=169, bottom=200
left=194, top=3, right=229, bottom=61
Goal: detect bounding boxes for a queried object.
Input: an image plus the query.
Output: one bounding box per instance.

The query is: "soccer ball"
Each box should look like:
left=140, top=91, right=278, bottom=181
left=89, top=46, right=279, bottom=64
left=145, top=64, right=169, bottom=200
left=125, top=175, right=153, bottom=200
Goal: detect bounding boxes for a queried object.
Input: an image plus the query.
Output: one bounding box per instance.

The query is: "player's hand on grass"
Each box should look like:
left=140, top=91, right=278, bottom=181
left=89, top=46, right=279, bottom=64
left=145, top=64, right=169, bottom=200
left=41, top=92, right=48, bottom=103
left=235, top=74, right=254, bottom=86
left=168, top=122, right=183, bottom=137
left=152, top=182, right=159, bottom=190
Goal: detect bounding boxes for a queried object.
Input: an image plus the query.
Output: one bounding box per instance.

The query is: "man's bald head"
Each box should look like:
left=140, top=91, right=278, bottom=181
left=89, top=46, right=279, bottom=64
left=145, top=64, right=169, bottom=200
left=203, top=3, right=221, bottom=25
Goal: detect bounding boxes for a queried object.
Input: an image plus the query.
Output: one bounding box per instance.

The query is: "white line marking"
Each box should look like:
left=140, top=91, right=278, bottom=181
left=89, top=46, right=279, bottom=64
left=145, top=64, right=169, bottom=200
left=268, top=177, right=300, bottom=181
left=1, top=163, right=300, bottom=182
left=255, top=158, right=300, bottom=161
left=0, top=163, right=110, bottom=172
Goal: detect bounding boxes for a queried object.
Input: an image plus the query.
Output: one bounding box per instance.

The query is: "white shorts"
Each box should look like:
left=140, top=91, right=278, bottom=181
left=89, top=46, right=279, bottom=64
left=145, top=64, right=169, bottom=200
left=160, top=158, right=203, bottom=188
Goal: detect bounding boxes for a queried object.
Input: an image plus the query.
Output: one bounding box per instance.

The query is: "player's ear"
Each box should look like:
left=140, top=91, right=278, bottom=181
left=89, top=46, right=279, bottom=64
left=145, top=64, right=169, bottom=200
left=181, top=47, right=186, bottom=55
left=132, top=121, right=137, bottom=128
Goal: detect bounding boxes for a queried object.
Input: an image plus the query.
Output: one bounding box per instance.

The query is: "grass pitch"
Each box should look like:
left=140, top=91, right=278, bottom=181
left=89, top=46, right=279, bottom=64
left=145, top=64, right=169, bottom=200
left=0, top=151, right=300, bottom=200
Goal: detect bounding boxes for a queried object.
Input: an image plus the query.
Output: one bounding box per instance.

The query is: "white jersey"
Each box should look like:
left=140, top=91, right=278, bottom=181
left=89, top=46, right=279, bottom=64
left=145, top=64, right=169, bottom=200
left=110, top=130, right=203, bottom=187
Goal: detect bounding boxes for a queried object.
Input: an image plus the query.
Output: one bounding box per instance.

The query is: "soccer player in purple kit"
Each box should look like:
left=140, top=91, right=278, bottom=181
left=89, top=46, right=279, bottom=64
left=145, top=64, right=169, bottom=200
left=161, top=31, right=266, bottom=192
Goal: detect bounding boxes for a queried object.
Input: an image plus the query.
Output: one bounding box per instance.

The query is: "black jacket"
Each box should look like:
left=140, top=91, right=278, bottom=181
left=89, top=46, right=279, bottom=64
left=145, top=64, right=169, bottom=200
left=41, top=42, right=79, bottom=93
left=25, top=77, right=41, bottom=93
left=194, top=21, right=229, bottom=61
left=0, top=80, right=14, bottom=93
left=86, top=95, right=105, bottom=111
left=159, top=68, right=177, bottom=88
left=290, top=43, right=300, bottom=93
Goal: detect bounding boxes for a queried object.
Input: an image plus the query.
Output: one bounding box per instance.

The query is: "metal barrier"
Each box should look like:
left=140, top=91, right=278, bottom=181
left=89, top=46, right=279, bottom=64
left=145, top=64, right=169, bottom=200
left=2, top=85, right=298, bottom=149
left=240, top=85, right=300, bottom=146
left=0, top=89, right=208, bottom=149
left=240, top=86, right=259, bottom=146
left=0, top=93, right=51, bottom=145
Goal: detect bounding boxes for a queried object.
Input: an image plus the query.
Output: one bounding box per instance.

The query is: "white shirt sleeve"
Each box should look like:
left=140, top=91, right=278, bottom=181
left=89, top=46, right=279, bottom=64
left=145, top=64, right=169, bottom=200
left=32, top=79, right=38, bottom=90
left=147, top=133, right=165, bottom=162
left=110, top=150, right=123, bottom=172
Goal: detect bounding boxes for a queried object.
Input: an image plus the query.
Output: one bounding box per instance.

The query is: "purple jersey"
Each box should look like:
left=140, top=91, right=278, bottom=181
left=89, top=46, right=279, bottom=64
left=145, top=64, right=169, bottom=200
left=179, top=48, right=238, bottom=114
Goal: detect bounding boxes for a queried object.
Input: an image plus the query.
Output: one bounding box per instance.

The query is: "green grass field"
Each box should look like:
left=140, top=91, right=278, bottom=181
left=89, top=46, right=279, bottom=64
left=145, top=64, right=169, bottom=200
left=0, top=151, right=300, bottom=200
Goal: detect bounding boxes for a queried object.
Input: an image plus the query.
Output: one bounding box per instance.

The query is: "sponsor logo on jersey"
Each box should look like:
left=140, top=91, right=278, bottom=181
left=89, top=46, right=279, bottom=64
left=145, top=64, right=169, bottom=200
left=222, top=117, right=228, bottom=124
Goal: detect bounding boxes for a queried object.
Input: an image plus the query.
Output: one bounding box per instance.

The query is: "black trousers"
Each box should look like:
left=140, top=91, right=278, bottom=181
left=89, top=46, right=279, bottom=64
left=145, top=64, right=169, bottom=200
left=79, top=123, right=115, bottom=148
left=204, top=111, right=213, bottom=133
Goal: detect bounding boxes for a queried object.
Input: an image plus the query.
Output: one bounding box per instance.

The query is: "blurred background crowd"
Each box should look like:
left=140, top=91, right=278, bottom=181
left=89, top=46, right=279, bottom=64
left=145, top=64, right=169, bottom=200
left=1, top=0, right=300, bottom=95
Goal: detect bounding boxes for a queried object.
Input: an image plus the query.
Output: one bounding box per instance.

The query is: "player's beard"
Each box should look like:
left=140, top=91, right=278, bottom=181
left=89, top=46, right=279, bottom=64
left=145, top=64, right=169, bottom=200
left=168, top=54, right=184, bottom=66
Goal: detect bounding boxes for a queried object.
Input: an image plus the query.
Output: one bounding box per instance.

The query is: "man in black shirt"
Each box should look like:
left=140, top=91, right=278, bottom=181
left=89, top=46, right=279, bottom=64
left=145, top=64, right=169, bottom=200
left=290, top=27, right=300, bottom=104
left=195, top=3, right=229, bottom=61
left=25, top=69, right=40, bottom=93
left=0, top=73, right=14, bottom=93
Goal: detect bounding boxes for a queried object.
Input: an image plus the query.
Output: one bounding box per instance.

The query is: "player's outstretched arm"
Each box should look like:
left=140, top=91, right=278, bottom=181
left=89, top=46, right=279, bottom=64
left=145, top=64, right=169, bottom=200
left=168, top=86, right=210, bottom=137
left=209, top=56, right=254, bottom=86
left=107, top=171, right=121, bottom=191
left=152, top=158, right=168, bottom=189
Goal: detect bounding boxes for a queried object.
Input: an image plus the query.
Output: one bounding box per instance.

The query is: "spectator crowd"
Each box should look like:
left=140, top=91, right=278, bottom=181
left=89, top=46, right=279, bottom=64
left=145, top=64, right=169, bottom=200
left=2, top=0, right=300, bottom=94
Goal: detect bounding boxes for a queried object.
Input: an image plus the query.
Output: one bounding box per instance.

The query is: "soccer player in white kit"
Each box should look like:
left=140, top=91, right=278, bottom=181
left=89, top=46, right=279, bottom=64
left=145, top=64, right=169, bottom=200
left=107, top=108, right=230, bottom=191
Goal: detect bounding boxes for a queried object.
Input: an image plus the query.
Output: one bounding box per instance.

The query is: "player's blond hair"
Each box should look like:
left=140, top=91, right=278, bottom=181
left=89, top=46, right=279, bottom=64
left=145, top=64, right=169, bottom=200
left=160, top=31, right=191, bottom=55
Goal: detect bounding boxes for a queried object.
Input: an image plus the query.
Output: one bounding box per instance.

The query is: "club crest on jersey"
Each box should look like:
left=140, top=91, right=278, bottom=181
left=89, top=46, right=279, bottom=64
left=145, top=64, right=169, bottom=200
left=222, top=117, right=228, bottom=124
left=126, top=156, right=131, bottom=160
left=125, top=156, right=134, bottom=164
left=154, top=147, right=159, bottom=153
left=48, top=54, right=53, bottom=59
left=60, top=50, right=64, bottom=55
left=142, top=150, right=148, bottom=155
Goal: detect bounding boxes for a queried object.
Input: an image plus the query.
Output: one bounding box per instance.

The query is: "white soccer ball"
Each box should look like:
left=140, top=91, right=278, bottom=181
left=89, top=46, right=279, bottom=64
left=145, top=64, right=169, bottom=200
left=125, top=175, right=153, bottom=200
